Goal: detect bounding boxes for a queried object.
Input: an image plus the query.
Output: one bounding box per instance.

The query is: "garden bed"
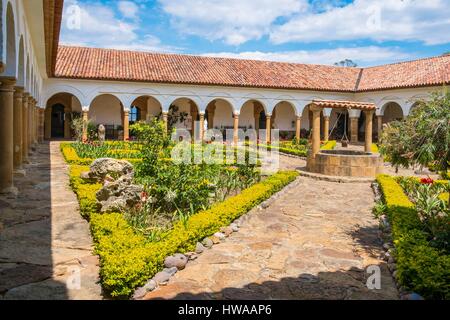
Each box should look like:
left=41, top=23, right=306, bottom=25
left=69, top=163, right=297, bottom=298
left=376, top=174, right=450, bottom=299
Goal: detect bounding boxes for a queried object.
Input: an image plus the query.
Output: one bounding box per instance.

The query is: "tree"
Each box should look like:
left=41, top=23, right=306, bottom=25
left=380, top=89, right=450, bottom=205
left=334, top=59, right=357, bottom=67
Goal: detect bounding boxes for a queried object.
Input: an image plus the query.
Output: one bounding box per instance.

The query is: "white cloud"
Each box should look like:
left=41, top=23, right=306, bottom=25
left=60, top=0, right=177, bottom=52
left=201, top=46, right=413, bottom=66
left=118, top=1, right=139, bottom=19
left=270, top=0, right=450, bottom=45
left=158, top=0, right=307, bottom=45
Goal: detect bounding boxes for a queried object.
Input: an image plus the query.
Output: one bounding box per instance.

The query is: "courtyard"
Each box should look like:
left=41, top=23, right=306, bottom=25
left=0, top=0, right=449, bottom=303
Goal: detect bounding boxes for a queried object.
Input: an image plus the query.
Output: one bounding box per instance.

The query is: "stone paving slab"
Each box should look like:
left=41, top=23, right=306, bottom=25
left=144, top=175, right=399, bottom=300
left=0, top=142, right=102, bottom=300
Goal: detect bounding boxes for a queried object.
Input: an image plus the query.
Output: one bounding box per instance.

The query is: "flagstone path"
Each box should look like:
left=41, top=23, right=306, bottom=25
left=144, top=175, right=399, bottom=300
left=0, top=141, right=102, bottom=300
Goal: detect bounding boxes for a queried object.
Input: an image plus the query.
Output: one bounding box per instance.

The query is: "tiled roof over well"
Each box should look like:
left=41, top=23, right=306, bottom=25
left=54, top=46, right=450, bottom=92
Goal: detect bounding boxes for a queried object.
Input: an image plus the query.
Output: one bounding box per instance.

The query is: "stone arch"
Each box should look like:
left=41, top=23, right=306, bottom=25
left=44, top=85, right=86, bottom=107
left=86, top=86, right=127, bottom=108
left=130, top=95, right=163, bottom=123
left=16, top=34, right=24, bottom=86
left=381, top=102, right=404, bottom=124
left=272, top=101, right=297, bottom=140
left=408, top=101, right=422, bottom=116
left=3, top=2, right=16, bottom=77
left=89, top=94, right=125, bottom=140
left=239, top=96, right=268, bottom=115
left=44, top=92, right=83, bottom=140
left=168, top=91, right=203, bottom=112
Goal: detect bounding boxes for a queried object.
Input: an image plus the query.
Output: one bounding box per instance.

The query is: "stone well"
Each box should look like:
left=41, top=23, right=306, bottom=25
left=307, top=149, right=383, bottom=178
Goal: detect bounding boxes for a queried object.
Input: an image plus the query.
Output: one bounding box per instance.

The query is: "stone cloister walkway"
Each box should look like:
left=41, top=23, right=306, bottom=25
left=144, top=174, right=398, bottom=300
left=0, top=141, right=102, bottom=300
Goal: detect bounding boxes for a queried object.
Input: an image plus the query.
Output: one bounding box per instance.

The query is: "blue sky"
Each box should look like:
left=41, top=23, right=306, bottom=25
left=60, top=0, right=450, bottom=67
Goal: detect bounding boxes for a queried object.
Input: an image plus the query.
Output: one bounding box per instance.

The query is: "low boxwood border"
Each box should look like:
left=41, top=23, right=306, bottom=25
left=376, top=174, right=450, bottom=299
left=69, top=164, right=298, bottom=298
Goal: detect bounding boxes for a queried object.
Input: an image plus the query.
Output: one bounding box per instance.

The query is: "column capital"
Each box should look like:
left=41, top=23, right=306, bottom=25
left=0, top=77, right=16, bottom=91
left=233, top=112, right=240, bottom=118
left=348, top=109, right=361, bottom=118
left=14, top=86, right=25, bottom=97
left=309, top=104, right=323, bottom=113
left=266, top=114, right=272, bottom=118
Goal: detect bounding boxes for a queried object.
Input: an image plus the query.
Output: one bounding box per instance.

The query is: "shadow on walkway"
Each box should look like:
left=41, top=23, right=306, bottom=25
left=0, top=141, right=101, bottom=300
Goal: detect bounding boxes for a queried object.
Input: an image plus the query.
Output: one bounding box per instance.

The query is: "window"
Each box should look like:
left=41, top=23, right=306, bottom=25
left=129, top=106, right=141, bottom=124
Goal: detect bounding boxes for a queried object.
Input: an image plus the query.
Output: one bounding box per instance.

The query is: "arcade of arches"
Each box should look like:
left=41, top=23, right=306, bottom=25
left=41, top=94, right=406, bottom=144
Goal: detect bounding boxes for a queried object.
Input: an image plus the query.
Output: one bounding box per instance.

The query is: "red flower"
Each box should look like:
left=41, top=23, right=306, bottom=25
left=141, top=191, right=149, bottom=202
left=420, top=177, right=434, bottom=184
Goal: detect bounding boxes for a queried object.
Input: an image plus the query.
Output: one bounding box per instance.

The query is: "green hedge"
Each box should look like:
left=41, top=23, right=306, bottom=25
left=377, top=175, right=450, bottom=299
left=69, top=165, right=298, bottom=298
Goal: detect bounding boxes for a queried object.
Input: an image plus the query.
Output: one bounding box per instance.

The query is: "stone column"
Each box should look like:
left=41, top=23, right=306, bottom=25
left=199, top=113, right=205, bottom=141
left=350, top=117, right=359, bottom=143
left=38, top=109, right=44, bottom=142
left=233, top=113, right=239, bottom=144
left=162, top=112, right=168, bottom=134
left=254, top=110, right=261, bottom=140
left=22, top=93, right=29, bottom=161
left=377, top=115, right=383, bottom=142
left=0, top=78, right=16, bottom=193
left=82, top=110, right=88, bottom=142
left=365, top=110, right=374, bottom=153
left=29, top=99, right=34, bottom=146
left=191, top=106, right=198, bottom=137
left=35, top=106, right=39, bottom=144
left=13, top=87, right=24, bottom=168
left=123, top=111, right=129, bottom=141
left=44, top=106, right=51, bottom=140
left=323, top=116, right=330, bottom=141
left=64, top=106, right=71, bottom=139
left=296, top=116, right=302, bottom=140
left=266, top=115, right=271, bottom=144
left=310, top=105, right=322, bottom=158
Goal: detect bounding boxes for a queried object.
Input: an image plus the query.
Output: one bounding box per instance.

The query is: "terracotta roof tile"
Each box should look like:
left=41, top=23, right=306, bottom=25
left=54, top=46, right=450, bottom=92
left=312, top=99, right=376, bottom=110
left=357, top=55, right=450, bottom=91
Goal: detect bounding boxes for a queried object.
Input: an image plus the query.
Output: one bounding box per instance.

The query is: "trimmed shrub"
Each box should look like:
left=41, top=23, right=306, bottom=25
left=377, top=174, right=450, bottom=299
left=69, top=164, right=298, bottom=298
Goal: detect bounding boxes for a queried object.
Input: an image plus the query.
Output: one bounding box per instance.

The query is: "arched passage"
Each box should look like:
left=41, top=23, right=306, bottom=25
left=382, top=102, right=404, bottom=124
left=3, top=2, right=16, bottom=77
left=89, top=94, right=124, bottom=140
left=168, top=97, right=200, bottom=138
left=205, top=99, right=234, bottom=133
left=409, top=101, right=422, bottom=116
left=45, top=92, right=82, bottom=139
left=272, top=101, right=296, bottom=140
left=130, top=95, right=162, bottom=124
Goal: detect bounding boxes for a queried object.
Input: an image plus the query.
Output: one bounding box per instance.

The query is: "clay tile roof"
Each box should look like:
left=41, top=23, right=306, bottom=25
left=312, top=99, right=376, bottom=110
left=54, top=46, right=450, bottom=92
left=54, top=46, right=361, bottom=92
left=357, top=55, right=450, bottom=91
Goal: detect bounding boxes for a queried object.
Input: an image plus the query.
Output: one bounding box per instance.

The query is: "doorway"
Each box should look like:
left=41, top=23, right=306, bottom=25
left=51, top=104, right=65, bottom=138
